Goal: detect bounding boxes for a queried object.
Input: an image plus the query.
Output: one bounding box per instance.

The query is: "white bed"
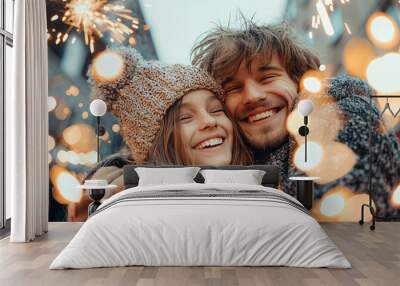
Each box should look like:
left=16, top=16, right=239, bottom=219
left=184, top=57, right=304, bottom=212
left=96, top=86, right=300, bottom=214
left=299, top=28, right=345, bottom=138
left=50, top=183, right=351, bottom=269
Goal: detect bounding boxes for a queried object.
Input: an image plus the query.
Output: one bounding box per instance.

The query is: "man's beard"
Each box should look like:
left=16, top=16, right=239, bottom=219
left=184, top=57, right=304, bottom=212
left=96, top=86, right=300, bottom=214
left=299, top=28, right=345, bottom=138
left=249, top=135, right=290, bottom=163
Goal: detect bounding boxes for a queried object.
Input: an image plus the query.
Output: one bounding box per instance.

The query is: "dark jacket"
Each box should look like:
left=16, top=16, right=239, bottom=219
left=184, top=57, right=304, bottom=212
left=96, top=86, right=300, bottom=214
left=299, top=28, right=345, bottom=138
left=254, top=76, right=400, bottom=218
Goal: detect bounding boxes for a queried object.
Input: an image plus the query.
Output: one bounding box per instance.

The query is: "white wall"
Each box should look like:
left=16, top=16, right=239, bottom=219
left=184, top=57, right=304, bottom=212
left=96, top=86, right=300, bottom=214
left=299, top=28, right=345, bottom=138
left=139, top=0, right=287, bottom=64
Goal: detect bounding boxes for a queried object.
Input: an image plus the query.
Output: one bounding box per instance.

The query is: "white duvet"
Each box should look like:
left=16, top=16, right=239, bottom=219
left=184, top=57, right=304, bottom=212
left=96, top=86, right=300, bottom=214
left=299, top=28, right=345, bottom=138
left=50, top=183, right=351, bottom=269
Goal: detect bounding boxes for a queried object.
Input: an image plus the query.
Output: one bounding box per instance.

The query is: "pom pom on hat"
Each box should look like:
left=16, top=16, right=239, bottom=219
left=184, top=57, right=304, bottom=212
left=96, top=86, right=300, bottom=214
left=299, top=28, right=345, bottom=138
left=88, top=47, right=144, bottom=105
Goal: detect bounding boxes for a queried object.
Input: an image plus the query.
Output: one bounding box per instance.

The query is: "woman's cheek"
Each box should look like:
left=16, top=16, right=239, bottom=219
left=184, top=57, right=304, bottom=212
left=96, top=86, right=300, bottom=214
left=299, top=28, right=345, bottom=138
left=218, top=114, right=234, bottom=136
left=179, top=122, right=196, bottom=147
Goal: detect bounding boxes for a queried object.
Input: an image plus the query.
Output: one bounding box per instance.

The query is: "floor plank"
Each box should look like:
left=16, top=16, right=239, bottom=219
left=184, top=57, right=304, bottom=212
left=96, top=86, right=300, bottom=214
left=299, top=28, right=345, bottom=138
left=0, top=222, right=399, bottom=286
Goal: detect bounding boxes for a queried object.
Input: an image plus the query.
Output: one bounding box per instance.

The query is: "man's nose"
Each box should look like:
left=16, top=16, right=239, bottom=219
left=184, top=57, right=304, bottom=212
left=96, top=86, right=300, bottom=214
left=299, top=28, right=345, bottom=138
left=198, top=112, right=217, bottom=130
left=242, top=80, right=265, bottom=105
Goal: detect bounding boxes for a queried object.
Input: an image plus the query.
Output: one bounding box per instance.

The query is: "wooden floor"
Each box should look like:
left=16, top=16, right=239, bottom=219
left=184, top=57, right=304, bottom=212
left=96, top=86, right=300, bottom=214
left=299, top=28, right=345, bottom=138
left=0, top=222, right=399, bottom=286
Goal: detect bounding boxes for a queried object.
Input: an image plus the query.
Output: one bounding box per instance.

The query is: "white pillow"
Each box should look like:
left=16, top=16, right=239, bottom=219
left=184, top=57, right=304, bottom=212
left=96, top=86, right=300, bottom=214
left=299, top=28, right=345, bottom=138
left=135, top=167, right=200, bottom=186
left=200, top=169, right=266, bottom=185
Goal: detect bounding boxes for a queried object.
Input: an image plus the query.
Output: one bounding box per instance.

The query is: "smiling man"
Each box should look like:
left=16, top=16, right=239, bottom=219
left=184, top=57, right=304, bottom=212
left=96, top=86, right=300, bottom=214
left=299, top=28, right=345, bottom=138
left=222, top=54, right=298, bottom=150
left=192, top=20, right=400, bottom=218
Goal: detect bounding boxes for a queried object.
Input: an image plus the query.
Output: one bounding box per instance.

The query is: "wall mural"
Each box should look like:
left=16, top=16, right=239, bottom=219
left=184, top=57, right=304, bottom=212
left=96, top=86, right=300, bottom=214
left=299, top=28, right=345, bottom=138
left=46, top=0, right=400, bottom=222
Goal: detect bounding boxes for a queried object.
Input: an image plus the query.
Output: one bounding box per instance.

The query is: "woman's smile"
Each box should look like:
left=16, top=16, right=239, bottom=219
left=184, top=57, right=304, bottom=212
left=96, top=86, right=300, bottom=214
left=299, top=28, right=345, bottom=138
left=179, top=90, right=233, bottom=165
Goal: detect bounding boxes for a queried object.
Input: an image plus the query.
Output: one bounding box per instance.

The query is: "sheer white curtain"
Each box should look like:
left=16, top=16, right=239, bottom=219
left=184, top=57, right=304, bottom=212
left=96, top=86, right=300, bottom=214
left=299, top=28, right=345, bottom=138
left=7, top=0, right=49, bottom=242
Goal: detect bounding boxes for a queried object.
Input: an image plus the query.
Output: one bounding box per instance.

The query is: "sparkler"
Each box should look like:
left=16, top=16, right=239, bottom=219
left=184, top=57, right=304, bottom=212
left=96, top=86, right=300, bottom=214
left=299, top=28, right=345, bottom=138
left=312, top=0, right=353, bottom=37
left=50, top=0, right=139, bottom=53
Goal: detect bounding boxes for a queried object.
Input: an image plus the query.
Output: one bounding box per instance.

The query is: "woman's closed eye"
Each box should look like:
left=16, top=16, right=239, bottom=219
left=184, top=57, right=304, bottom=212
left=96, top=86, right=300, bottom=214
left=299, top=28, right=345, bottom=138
left=179, top=114, right=193, bottom=121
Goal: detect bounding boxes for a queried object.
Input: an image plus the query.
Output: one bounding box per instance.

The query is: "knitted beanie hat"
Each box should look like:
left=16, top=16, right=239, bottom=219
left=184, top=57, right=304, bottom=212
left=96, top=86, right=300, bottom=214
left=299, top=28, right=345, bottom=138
left=88, top=47, right=224, bottom=163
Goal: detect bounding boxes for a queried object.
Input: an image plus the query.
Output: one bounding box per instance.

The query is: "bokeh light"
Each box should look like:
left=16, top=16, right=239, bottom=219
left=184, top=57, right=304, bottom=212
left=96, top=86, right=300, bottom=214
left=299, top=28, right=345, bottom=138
left=299, top=70, right=326, bottom=95
left=82, top=111, right=89, bottom=119
left=128, top=37, right=137, bottom=46
left=367, top=53, right=400, bottom=94
left=48, top=135, right=56, bottom=150
left=343, top=37, right=376, bottom=79
left=303, top=77, right=322, bottom=93
left=54, top=100, right=71, bottom=121
left=57, top=150, right=68, bottom=163
left=320, top=193, right=345, bottom=217
left=92, top=50, right=124, bottom=82
left=56, top=149, right=97, bottom=166
left=50, top=165, right=82, bottom=204
left=61, top=123, right=96, bottom=153
left=366, top=12, right=400, bottom=50
left=294, top=141, right=323, bottom=171
left=48, top=96, right=57, bottom=112
left=312, top=187, right=373, bottom=222
left=304, top=142, right=357, bottom=184
left=63, top=124, right=82, bottom=145
left=112, top=124, right=120, bottom=132
left=65, top=85, right=80, bottom=96
left=391, top=184, right=400, bottom=208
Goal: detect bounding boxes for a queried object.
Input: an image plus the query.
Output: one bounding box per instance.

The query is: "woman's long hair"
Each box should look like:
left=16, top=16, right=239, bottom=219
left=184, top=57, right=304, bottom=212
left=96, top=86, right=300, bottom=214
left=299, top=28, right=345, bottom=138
left=148, top=98, right=252, bottom=165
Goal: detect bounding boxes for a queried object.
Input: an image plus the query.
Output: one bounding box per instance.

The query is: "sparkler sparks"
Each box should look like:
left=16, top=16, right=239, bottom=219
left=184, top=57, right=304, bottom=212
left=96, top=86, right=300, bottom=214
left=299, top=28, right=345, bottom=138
left=312, top=0, right=354, bottom=37
left=316, top=0, right=334, bottom=36
left=50, top=0, right=139, bottom=53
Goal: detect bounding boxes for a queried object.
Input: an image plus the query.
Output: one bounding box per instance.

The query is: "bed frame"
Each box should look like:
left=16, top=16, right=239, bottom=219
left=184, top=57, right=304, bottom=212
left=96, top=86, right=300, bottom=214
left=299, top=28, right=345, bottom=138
left=123, top=165, right=280, bottom=189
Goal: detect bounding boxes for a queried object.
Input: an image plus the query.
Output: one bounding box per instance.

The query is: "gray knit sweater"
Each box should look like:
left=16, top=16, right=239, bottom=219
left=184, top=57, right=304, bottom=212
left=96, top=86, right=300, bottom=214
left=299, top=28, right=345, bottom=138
left=254, top=76, right=400, bottom=218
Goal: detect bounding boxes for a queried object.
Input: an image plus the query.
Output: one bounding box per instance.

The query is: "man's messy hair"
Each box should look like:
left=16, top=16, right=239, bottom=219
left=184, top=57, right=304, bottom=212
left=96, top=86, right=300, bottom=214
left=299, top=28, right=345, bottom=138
left=191, top=16, right=320, bottom=84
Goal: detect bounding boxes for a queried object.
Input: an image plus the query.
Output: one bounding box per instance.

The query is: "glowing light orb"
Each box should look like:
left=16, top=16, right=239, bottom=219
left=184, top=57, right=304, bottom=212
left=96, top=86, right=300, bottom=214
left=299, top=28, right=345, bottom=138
left=87, top=150, right=98, bottom=165
left=320, top=194, right=345, bottom=216
left=128, top=37, right=136, bottom=46
left=367, top=53, right=400, bottom=94
left=112, top=124, right=120, bottom=132
left=305, top=142, right=357, bottom=184
left=303, top=77, right=322, bottom=93
left=82, top=111, right=89, bottom=119
left=63, top=125, right=83, bottom=146
left=367, top=12, right=400, bottom=49
left=57, top=150, right=68, bottom=163
left=294, top=141, right=323, bottom=171
left=53, top=168, right=82, bottom=203
left=48, top=135, right=55, bottom=150
left=61, top=124, right=97, bottom=153
left=319, top=64, right=326, bottom=71
left=343, top=38, right=376, bottom=79
left=48, top=96, right=57, bottom=112
left=391, top=185, right=400, bottom=207
left=65, top=85, right=80, bottom=96
left=92, top=50, right=124, bottom=82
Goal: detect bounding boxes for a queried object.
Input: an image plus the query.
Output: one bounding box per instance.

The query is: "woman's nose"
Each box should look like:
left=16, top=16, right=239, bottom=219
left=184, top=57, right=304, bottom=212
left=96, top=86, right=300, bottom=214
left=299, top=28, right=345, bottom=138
left=198, top=112, right=217, bottom=130
left=242, top=80, right=265, bottom=105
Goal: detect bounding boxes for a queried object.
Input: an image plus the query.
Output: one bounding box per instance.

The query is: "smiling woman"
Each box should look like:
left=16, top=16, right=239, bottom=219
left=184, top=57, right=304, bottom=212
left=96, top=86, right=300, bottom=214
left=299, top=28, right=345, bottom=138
left=149, top=89, right=250, bottom=166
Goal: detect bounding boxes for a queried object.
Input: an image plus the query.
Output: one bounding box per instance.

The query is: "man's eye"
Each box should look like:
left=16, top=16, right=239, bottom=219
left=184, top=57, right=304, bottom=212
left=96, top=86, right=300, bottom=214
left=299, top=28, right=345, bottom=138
left=260, top=75, right=277, bottom=83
